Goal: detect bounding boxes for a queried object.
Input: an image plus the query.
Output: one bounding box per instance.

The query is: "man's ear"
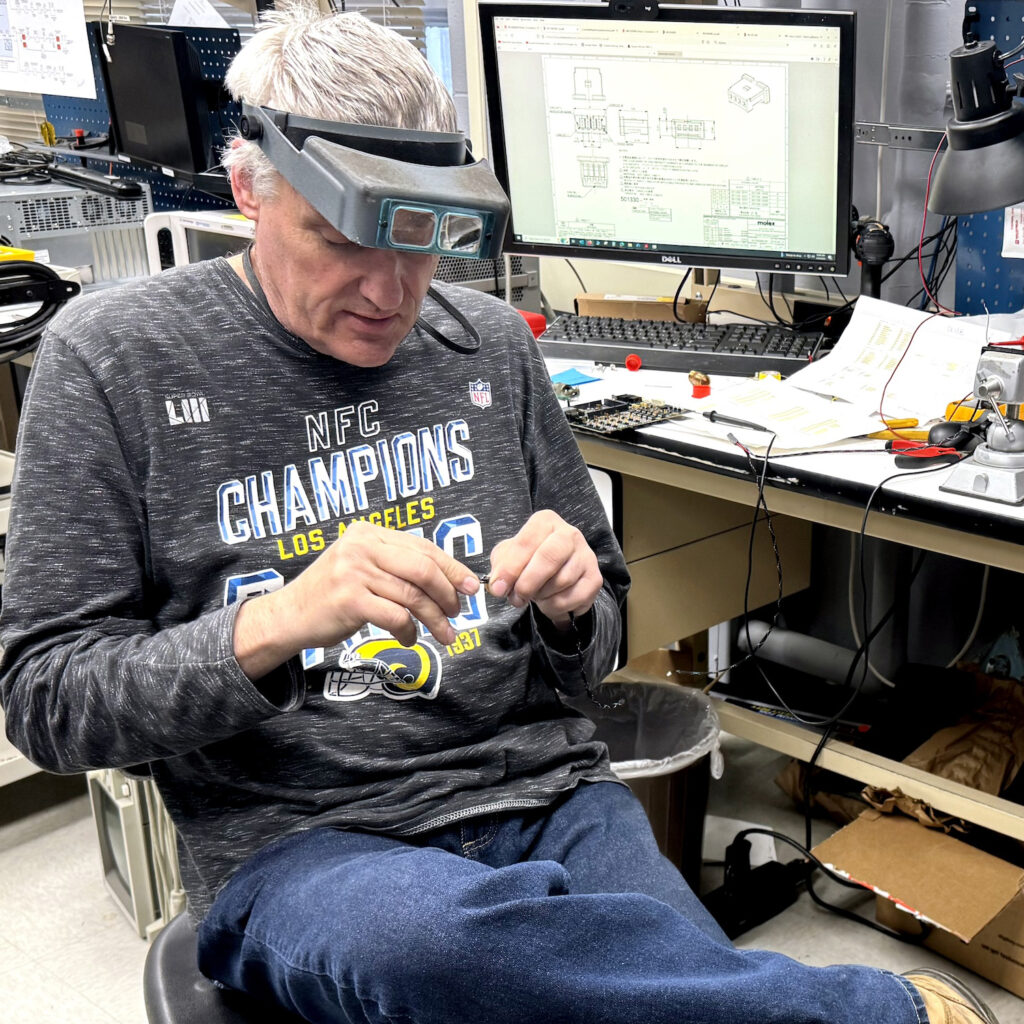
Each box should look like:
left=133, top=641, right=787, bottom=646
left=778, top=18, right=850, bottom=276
left=228, top=142, right=261, bottom=221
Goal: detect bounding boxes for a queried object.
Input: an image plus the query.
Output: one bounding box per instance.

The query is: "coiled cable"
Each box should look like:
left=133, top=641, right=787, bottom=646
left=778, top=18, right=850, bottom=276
left=0, top=260, right=81, bottom=361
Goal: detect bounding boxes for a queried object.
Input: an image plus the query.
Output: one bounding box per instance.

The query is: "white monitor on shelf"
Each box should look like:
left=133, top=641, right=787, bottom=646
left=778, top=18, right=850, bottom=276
left=144, top=210, right=255, bottom=274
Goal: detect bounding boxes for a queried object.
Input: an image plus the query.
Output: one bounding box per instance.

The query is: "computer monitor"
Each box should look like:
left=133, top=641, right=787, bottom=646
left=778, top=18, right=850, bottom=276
left=478, top=2, right=855, bottom=277
left=86, top=768, right=161, bottom=938
left=98, top=24, right=234, bottom=178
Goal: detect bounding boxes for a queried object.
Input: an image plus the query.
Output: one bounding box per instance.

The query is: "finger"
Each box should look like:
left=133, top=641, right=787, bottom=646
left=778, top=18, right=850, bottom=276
left=487, top=514, right=562, bottom=596
left=346, top=522, right=480, bottom=596
left=361, top=595, right=422, bottom=648
left=534, top=568, right=603, bottom=620
left=404, top=534, right=479, bottom=595
left=506, top=531, right=580, bottom=605
left=527, top=559, right=586, bottom=604
left=368, top=546, right=465, bottom=619
left=368, top=572, right=457, bottom=646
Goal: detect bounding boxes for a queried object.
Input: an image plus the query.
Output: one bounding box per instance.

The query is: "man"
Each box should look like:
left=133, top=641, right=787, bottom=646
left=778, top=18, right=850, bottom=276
left=0, top=5, right=999, bottom=1023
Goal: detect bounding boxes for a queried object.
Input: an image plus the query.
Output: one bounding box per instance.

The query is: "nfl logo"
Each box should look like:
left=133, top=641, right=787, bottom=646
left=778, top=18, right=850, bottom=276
left=469, top=379, right=492, bottom=408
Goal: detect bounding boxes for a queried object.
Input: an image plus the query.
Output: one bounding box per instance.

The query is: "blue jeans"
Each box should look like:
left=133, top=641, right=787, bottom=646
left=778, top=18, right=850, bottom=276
left=198, top=780, right=926, bottom=1024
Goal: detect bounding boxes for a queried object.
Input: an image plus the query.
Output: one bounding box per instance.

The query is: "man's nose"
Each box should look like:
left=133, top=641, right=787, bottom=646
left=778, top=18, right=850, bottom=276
left=359, top=248, right=406, bottom=311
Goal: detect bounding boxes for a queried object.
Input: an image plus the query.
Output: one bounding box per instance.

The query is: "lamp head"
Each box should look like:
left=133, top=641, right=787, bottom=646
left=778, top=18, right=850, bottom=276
left=928, top=39, right=1024, bottom=215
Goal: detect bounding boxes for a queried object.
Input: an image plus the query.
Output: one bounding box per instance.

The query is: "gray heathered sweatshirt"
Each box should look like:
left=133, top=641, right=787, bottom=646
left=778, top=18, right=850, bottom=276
left=0, top=259, right=630, bottom=920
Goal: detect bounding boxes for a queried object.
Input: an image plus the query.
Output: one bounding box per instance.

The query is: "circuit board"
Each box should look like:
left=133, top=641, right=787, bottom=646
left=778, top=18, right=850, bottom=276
left=562, top=394, right=687, bottom=435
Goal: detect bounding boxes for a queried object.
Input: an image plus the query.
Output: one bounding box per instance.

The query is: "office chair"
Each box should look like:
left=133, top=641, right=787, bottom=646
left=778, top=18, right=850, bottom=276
left=144, top=912, right=305, bottom=1024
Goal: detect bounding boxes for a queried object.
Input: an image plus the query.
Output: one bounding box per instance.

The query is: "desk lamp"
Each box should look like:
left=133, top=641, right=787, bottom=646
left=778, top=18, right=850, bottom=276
left=928, top=24, right=1024, bottom=504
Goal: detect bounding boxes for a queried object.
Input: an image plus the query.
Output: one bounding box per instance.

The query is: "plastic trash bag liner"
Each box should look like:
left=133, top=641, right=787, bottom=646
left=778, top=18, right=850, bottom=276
left=566, top=680, right=722, bottom=780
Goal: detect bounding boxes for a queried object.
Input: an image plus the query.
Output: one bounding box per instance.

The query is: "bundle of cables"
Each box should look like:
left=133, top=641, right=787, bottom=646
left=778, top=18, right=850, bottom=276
left=0, top=143, right=52, bottom=184
left=0, top=261, right=81, bottom=362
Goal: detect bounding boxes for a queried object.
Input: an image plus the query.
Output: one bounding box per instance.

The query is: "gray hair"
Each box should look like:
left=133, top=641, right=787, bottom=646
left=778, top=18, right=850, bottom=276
left=223, top=2, right=458, bottom=197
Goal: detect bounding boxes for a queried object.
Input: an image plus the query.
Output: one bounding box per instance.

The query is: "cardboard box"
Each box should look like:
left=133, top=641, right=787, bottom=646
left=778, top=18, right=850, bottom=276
left=575, top=292, right=707, bottom=323
left=813, top=810, right=1024, bottom=998
left=614, top=644, right=708, bottom=684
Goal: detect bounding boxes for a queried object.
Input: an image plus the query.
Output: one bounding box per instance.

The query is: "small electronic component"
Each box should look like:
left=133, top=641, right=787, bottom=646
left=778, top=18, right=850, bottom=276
left=563, top=394, right=686, bottom=435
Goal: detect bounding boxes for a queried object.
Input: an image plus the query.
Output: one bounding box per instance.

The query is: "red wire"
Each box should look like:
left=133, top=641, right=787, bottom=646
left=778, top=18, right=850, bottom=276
left=878, top=312, right=942, bottom=439
left=876, top=133, right=961, bottom=438
left=919, top=133, right=958, bottom=316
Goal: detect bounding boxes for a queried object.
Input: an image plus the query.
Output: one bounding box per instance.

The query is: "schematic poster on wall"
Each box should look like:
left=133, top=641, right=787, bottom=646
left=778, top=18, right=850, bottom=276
left=0, top=0, right=95, bottom=99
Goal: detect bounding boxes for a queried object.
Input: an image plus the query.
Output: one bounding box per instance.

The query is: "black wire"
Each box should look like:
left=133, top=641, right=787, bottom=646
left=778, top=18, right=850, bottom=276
left=705, top=275, right=720, bottom=312
left=730, top=828, right=929, bottom=943
left=568, top=610, right=624, bottom=710
left=707, top=308, right=778, bottom=326
left=0, top=144, right=52, bottom=182
left=664, top=432, right=787, bottom=688
left=689, top=433, right=787, bottom=686
left=415, top=286, right=481, bottom=354
left=918, top=216, right=948, bottom=310
left=704, top=220, right=958, bottom=334
left=733, top=436, right=780, bottom=653
left=735, top=828, right=877, bottom=891
left=998, top=34, right=1024, bottom=60
left=756, top=274, right=785, bottom=325
left=907, top=223, right=957, bottom=310
left=793, top=461, right=959, bottom=933
left=770, top=274, right=795, bottom=321
left=564, top=259, right=587, bottom=294
left=732, top=438, right=882, bottom=730
left=881, top=218, right=957, bottom=286
left=672, top=268, right=693, bottom=323
left=684, top=433, right=958, bottom=940
left=795, top=217, right=950, bottom=329
left=707, top=456, right=955, bottom=940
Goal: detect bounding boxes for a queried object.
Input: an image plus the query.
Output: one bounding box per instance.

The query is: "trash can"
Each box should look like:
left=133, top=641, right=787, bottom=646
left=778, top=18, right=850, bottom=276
left=566, top=681, right=721, bottom=891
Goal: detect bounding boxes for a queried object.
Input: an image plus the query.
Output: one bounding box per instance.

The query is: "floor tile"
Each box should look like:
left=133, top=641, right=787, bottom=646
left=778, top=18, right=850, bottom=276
left=0, top=933, right=32, bottom=980
left=31, top=914, right=149, bottom=1023
left=0, top=956, right=122, bottom=1024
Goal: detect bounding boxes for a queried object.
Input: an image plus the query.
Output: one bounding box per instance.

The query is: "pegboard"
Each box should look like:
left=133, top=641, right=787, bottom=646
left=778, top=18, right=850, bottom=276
left=40, top=22, right=240, bottom=213
left=955, top=0, right=1024, bottom=314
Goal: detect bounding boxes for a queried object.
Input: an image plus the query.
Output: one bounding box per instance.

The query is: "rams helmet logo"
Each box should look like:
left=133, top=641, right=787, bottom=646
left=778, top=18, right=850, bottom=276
left=325, top=637, right=442, bottom=702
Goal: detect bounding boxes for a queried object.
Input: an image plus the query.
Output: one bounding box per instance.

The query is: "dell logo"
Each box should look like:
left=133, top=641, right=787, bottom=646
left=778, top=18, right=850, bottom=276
left=660, top=255, right=684, bottom=265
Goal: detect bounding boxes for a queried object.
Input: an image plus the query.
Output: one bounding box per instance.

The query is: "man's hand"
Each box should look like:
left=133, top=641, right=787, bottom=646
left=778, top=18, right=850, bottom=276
left=486, top=510, right=602, bottom=629
left=234, top=522, right=479, bottom=679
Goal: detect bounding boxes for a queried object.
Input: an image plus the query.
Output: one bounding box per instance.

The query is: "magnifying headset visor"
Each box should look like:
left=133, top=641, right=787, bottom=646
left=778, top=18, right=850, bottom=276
left=238, top=104, right=510, bottom=261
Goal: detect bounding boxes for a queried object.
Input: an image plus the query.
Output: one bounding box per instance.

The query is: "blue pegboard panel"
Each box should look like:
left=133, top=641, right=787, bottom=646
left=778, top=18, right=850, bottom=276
left=40, top=22, right=239, bottom=213
left=955, top=0, right=1024, bottom=314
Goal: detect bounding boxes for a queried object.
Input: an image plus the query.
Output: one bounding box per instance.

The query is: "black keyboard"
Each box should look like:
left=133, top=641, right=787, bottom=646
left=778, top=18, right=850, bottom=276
left=538, top=315, right=829, bottom=377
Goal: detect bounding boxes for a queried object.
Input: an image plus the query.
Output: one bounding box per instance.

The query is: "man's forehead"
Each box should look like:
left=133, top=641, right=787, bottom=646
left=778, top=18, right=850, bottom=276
left=272, top=182, right=348, bottom=238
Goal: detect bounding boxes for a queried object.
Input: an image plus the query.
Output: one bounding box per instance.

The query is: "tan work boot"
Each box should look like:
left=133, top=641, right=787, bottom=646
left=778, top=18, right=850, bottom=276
left=903, top=968, right=999, bottom=1024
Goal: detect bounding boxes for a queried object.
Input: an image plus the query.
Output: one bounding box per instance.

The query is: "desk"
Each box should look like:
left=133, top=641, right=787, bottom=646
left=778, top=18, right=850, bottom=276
left=576, top=416, right=1024, bottom=841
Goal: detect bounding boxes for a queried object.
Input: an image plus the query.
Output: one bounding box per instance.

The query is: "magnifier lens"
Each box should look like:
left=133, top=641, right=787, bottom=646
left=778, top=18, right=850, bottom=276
left=389, top=207, right=437, bottom=248
left=439, top=213, right=483, bottom=255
